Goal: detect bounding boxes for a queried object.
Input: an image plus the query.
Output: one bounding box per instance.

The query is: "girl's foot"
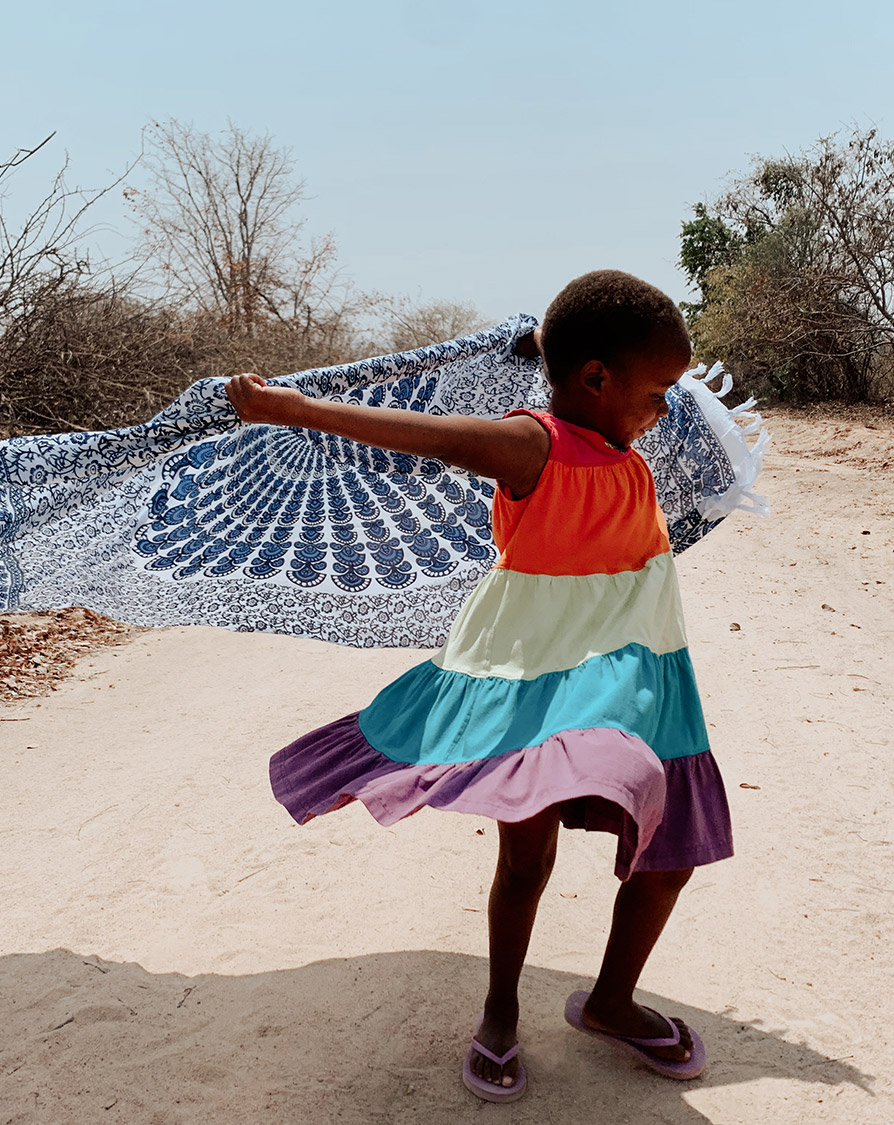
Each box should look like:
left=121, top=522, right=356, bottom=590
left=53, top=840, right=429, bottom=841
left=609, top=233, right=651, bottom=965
left=467, top=1003, right=521, bottom=1088
left=579, top=995, right=694, bottom=1063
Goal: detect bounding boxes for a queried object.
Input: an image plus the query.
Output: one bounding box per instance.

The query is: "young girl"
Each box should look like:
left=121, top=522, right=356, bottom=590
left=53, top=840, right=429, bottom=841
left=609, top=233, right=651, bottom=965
left=226, top=270, right=733, bottom=1101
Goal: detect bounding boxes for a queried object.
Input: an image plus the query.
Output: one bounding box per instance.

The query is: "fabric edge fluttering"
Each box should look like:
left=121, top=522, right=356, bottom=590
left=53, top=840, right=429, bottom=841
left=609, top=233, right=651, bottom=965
left=681, top=362, right=771, bottom=523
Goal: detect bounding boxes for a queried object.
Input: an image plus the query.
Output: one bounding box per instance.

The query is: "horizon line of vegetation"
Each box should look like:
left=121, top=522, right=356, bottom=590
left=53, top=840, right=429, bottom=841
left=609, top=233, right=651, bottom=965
left=2, top=120, right=892, bottom=436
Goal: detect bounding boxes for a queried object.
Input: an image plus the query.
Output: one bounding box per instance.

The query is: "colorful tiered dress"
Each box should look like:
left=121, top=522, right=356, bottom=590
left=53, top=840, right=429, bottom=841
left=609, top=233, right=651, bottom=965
left=270, top=411, right=733, bottom=878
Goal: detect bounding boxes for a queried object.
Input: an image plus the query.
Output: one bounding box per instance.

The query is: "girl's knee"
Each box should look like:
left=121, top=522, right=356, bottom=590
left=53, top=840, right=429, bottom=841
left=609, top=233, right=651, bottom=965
left=495, top=840, right=558, bottom=896
left=494, top=808, right=560, bottom=894
left=497, top=857, right=554, bottom=897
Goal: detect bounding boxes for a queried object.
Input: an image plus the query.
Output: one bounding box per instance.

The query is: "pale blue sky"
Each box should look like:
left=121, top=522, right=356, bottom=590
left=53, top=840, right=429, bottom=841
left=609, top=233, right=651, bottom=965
left=4, top=0, right=893, bottom=322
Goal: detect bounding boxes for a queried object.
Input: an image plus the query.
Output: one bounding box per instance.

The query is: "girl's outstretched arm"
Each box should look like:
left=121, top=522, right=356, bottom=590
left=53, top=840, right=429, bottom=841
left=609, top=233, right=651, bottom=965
left=226, top=374, right=550, bottom=499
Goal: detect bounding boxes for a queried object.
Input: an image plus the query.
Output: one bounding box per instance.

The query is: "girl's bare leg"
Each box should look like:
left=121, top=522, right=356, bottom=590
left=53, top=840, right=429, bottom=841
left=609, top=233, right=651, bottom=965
left=580, top=867, right=696, bottom=1061
left=469, top=805, right=562, bottom=1087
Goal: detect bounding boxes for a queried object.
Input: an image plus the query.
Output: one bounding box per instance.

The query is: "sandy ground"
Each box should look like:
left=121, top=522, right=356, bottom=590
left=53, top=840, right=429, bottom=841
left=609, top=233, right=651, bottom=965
left=1, top=406, right=892, bottom=1124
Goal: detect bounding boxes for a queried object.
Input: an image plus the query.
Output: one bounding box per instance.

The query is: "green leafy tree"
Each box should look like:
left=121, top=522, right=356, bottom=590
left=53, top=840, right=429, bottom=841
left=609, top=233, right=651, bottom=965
left=679, top=128, right=894, bottom=403
left=678, top=203, right=742, bottom=319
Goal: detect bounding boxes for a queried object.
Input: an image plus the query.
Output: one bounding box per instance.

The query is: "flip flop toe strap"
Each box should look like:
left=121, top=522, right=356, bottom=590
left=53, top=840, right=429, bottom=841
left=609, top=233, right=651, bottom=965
left=470, top=1037, right=520, bottom=1067
left=618, top=1007, right=683, bottom=1049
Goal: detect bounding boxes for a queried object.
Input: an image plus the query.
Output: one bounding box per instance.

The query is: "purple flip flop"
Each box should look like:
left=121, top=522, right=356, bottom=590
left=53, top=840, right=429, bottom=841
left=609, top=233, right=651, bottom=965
left=462, top=1029, right=527, bottom=1103
left=564, top=991, right=706, bottom=1080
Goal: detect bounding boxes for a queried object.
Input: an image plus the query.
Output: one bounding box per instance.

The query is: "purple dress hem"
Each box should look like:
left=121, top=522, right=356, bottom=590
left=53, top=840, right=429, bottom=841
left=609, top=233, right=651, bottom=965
left=269, top=713, right=732, bottom=880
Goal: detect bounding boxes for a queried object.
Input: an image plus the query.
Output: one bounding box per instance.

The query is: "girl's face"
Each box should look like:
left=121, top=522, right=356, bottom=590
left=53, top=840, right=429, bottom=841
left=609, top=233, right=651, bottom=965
left=589, top=353, right=687, bottom=449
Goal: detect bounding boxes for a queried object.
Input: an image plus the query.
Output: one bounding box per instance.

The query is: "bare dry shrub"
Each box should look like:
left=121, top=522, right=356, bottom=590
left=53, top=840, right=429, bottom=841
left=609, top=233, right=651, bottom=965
left=376, top=297, right=490, bottom=354
left=0, top=278, right=199, bottom=433
left=0, top=281, right=382, bottom=436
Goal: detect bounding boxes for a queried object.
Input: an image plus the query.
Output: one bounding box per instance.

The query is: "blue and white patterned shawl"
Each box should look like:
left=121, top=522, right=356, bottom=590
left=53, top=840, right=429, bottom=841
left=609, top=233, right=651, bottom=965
left=0, top=315, right=767, bottom=647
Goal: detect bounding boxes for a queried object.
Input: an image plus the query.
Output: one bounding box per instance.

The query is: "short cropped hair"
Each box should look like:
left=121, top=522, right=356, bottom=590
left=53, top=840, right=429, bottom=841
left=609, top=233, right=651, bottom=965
left=540, top=270, right=691, bottom=384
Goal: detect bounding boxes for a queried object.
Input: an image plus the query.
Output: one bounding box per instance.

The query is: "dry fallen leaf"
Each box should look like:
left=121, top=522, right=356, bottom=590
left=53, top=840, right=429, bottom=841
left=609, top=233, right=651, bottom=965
left=0, top=608, right=145, bottom=701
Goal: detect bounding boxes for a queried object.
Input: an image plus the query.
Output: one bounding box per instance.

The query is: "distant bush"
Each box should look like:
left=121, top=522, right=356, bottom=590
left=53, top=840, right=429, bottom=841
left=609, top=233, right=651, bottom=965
left=680, top=126, right=894, bottom=404
left=0, top=278, right=195, bottom=433
left=0, top=275, right=387, bottom=435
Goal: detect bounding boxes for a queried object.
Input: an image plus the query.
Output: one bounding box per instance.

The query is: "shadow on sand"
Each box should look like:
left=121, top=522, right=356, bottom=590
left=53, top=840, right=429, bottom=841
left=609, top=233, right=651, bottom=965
left=0, top=948, right=875, bottom=1124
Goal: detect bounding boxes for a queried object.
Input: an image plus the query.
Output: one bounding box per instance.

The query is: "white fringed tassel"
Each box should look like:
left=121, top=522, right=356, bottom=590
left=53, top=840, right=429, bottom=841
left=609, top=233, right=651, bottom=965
left=680, top=362, right=771, bottom=523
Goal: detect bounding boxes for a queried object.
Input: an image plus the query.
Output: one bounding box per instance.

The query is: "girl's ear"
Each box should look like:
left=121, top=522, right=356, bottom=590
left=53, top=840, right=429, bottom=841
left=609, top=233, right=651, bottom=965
left=580, top=359, right=606, bottom=396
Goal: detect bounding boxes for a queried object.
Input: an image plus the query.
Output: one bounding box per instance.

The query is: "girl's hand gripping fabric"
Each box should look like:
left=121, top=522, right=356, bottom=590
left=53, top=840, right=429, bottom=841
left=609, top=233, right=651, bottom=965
left=226, top=373, right=310, bottom=426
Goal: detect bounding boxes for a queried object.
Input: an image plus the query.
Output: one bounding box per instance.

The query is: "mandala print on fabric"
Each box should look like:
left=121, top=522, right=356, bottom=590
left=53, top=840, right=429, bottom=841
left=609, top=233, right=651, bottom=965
left=0, top=317, right=767, bottom=647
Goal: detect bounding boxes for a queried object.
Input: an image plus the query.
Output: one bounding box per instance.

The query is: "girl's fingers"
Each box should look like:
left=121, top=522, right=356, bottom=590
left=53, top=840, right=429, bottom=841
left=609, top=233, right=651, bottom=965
left=225, top=373, right=304, bottom=425
left=226, top=374, right=269, bottom=419
left=228, top=373, right=266, bottom=392
left=227, top=375, right=265, bottom=398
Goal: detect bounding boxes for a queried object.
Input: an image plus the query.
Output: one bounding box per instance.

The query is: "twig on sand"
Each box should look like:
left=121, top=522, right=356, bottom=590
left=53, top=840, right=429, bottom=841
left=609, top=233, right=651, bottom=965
left=77, top=805, right=119, bottom=839
left=236, top=863, right=274, bottom=883
left=217, top=861, right=277, bottom=895
left=796, top=1055, right=855, bottom=1070
left=176, top=986, right=195, bottom=1009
